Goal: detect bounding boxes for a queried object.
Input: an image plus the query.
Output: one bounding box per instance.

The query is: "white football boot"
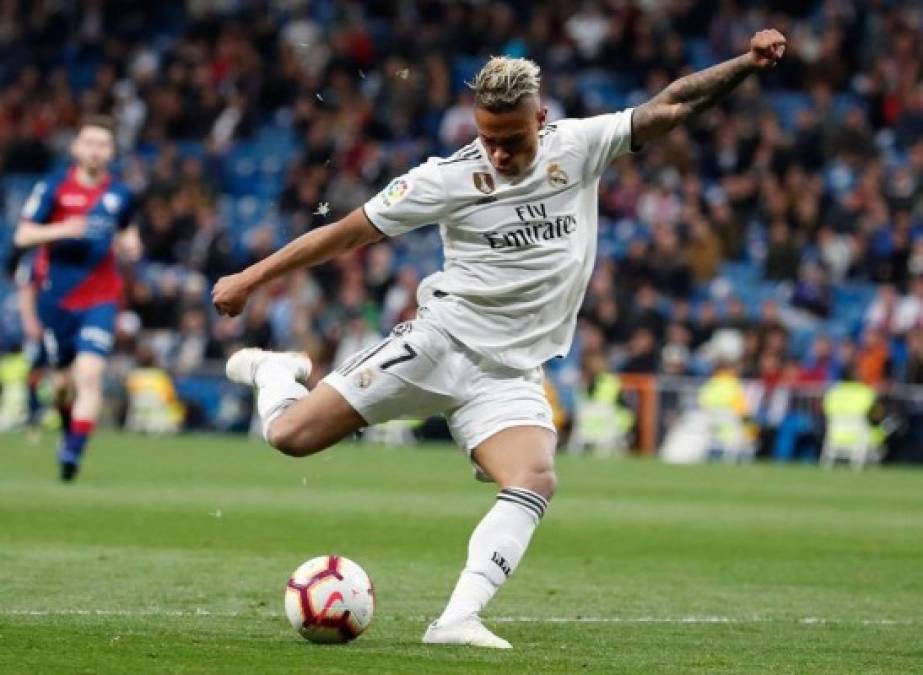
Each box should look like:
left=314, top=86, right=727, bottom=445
left=225, top=348, right=312, bottom=387
left=422, top=617, right=512, bottom=649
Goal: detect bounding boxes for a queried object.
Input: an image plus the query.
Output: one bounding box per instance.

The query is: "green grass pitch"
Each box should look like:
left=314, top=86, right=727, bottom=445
left=1, top=432, right=921, bottom=674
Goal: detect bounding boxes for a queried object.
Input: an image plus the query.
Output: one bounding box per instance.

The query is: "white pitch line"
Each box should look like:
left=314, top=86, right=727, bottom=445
left=0, top=610, right=914, bottom=626
left=1, top=609, right=273, bottom=618
left=489, top=616, right=913, bottom=626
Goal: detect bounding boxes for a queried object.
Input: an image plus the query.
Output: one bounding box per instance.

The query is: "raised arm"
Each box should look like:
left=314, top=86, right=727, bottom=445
left=631, top=29, right=786, bottom=147
left=212, top=207, right=383, bottom=316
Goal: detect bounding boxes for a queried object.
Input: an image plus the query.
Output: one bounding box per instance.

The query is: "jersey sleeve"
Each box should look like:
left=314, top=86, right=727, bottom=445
left=573, top=109, right=636, bottom=179
left=116, top=188, right=138, bottom=231
left=20, top=179, right=56, bottom=224
left=362, top=158, right=449, bottom=237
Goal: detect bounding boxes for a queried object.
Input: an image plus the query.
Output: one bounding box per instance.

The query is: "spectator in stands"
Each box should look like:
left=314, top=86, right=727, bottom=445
left=902, top=329, right=923, bottom=385
left=791, top=262, right=833, bottom=319
left=660, top=322, right=692, bottom=376
left=333, top=309, right=382, bottom=369
left=687, top=211, right=722, bottom=283
left=708, top=197, right=745, bottom=262
left=854, top=327, right=893, bottom=387
left=627, top=284, right=666, bottom=342
left=894, top=275, right=923, bottom=336
left=380, top=266, right=419, bottom=332
left=722, top=296, right=753, bottom=333
left=172, top=307, right=222, bottom=374
left=764, top=220, right=801, bottom=281
left=817, top=226, right=854, bottom=283
left=692, top=300, right=720, bottom=349
left=616, top=238, right=653, bottom=296
left=619, top=328, right=659, bottom=375
left=660, top=344, right=690, bottom=376
left=649, top=225, right=691, bottom=298
left=865, top=283, right=900, bottom=333
left=800, top=336, right=835, bottom=385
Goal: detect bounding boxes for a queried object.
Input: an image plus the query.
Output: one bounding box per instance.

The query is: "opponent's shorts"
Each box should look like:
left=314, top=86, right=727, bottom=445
left=323, top=316, right=556, bottom=453
left=37, top=302, right=117, bottom=368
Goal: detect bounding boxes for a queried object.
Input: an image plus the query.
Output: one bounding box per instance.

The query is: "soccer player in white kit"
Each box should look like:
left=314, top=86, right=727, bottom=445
left=213, top=30, right=785, bottom=648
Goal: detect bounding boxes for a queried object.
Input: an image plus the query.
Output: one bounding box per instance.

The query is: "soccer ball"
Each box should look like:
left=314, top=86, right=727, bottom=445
left=284, top=555, right=375, bottom=643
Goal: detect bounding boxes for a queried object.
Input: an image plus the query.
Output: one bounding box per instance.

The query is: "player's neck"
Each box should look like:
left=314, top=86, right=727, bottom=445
left=74, top=165, right=107, bottom=188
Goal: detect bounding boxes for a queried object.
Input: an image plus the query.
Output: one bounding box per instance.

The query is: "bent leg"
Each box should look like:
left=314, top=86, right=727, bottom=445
left=472, top=425, right=558, bottom=499
left=238, top=334, right=453, bottom=458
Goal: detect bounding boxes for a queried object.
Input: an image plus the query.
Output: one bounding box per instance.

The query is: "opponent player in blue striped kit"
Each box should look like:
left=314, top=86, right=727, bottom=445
left=14, top=115, right=141, bottom=481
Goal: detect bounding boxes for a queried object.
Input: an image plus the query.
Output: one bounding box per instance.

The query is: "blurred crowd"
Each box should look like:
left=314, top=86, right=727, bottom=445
left=2, top=0, right=923, bottom=418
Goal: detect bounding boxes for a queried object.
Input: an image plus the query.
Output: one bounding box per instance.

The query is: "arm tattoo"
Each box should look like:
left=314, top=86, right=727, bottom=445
left=632, top=54, right=756, bottom=145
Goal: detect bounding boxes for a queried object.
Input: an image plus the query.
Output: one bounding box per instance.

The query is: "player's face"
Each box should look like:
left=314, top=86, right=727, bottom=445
left=72, top=125, right=115, bottom=174
left=474, top=97, right=546, bottom=177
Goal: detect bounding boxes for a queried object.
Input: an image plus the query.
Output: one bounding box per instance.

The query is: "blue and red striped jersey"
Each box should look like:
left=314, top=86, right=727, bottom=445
left=21, top=166, right=137, bottom=310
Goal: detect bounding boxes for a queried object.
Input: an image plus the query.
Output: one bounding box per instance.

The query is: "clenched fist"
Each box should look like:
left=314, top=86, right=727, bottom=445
left=749, top=29, right=786, bottom=70
left=212, top=273, right=251, bottom=317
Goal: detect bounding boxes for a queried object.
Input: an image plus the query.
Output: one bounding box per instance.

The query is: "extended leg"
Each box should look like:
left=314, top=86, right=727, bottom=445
left=425, top=425, right=557, bottom=649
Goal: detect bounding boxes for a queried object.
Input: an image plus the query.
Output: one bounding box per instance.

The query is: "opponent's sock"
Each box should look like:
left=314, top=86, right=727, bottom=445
left=58, top=402, right=73, bottom=435
left=26, top=378, right=41, bottom=426
left=436, top=487, right=548, bottom=625
left=255, top=361, right=308, bottom=440
left=58, top=418, right=95, bottom=466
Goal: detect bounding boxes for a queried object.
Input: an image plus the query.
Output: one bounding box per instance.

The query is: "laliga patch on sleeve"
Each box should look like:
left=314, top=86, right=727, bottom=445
left=379, top=178, right=413, bottom=207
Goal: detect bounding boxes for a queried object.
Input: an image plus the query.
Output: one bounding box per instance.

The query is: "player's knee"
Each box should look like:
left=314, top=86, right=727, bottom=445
left=535, top=468, right=558, bottom=501
left=513, top=466, right=557, bottom=502
left=74, top=375, right=102, bottom=399
left=267, top=416, right=325, bottom=457
left=266, top=417, right=308, bottom=456
left=73, top=361, right=104, bottom=391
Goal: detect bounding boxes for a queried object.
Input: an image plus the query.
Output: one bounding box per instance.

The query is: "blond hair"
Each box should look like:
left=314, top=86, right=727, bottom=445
left=469, top=56, right=541, bottom=112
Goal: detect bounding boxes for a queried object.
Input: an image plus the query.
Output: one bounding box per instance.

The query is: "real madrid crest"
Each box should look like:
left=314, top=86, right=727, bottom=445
left=546, top=162, right=568, bottom=187
left=355, top=367, right=375, bottom=389
left=472, top=171, right=495, bottom=194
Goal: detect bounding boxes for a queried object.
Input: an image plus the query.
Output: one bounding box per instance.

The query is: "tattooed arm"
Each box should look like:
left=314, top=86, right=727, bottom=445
left=631, top=29, right=786, bottom=147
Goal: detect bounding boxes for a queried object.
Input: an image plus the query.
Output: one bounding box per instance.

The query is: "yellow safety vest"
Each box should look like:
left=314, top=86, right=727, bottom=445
left=823, top=381, right=878, bottom=448
left=698, top=370, right=749, bottom=449
left=125, top=368, right=185, bottom=432
left=581, top=373, right=634, bottom=437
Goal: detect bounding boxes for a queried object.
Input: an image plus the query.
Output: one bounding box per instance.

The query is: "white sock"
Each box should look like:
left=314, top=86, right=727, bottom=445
left=255, top=361, right=308, bottom=440
left=437, top=487, right=548, bottom=625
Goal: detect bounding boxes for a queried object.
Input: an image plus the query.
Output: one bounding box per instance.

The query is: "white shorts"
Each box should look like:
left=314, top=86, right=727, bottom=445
left=322, top=317, right=555, bottom=453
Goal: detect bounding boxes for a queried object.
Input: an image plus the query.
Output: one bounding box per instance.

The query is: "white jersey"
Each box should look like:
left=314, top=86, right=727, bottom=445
left=363, top=110, right=636, bottom=370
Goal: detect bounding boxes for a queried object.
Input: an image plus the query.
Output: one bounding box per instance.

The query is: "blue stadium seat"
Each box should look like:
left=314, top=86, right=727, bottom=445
left=578, top=71, right=626, bottom=112
left=687, top=38, right=718, bottom=70
left=771, top=91, right=812, bottom=131
left=174, top=374, right=226, bottom=422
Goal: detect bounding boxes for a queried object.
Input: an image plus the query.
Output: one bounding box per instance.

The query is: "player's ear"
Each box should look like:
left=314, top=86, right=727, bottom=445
left=537, top=106, right=548, bottom=128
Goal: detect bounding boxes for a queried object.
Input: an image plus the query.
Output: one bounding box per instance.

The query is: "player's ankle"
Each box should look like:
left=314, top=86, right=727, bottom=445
left=436, top=610, right=478, bottom=627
